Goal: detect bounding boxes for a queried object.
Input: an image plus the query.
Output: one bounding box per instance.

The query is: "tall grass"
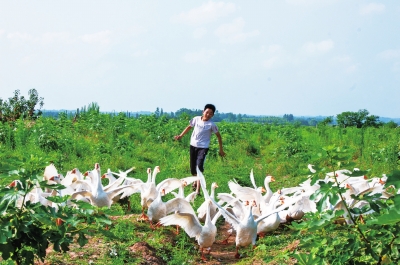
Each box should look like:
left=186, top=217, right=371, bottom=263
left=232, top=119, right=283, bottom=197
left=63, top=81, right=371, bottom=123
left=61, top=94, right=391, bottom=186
left=1, top=112, right=399, bottom=189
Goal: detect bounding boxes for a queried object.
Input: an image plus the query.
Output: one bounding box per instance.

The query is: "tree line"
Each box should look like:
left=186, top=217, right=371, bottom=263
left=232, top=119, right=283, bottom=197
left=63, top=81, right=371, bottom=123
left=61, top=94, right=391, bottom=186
left=1, top=89, right=398, bottom=128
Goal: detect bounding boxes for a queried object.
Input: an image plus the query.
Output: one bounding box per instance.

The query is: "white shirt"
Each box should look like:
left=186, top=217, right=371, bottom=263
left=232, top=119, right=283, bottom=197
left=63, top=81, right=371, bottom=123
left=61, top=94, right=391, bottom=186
left=189, top=116, right=219, bottom=148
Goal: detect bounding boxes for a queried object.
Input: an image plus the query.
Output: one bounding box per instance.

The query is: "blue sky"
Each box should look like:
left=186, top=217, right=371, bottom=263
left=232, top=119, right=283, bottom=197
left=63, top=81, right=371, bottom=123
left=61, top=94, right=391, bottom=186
left=1, top=1, right=399, bottom=118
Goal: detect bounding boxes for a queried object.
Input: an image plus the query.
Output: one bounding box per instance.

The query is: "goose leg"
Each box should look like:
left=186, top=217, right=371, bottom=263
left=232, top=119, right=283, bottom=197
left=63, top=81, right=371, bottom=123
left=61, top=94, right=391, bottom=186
left=200, top=248, right=207, bottom=261
left=127, top=200, right=131, bottom=212
left=221, top=232, right=232, bottom=244
left=139, top=208, right=149, bottom=221
left=235, top=246, right=240, bottom=259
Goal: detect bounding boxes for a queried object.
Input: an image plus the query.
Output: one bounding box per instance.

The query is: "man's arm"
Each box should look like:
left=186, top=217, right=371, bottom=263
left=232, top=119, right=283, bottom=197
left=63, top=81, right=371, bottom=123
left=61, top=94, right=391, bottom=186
left=174, top=125, right=192, bottom=140
left=215, top=132, right=226, bottom=157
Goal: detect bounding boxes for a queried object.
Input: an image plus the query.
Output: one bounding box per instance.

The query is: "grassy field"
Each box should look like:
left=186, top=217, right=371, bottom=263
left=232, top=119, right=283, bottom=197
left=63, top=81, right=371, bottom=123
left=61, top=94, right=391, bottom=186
left=1, top=112, right=399, bottom=264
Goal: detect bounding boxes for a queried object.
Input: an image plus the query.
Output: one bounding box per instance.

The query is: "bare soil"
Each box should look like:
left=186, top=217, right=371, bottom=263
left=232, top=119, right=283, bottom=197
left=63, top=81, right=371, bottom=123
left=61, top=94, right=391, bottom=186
left=35, top=214, right=297, bottom=265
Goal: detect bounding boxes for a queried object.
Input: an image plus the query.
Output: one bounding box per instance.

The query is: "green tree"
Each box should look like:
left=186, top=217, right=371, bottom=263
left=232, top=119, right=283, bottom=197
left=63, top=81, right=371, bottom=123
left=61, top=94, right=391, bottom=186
left=0, top=89, right=44, bottom=123
left=283, top=114, right=294, bottom=122
left=318, top=116, right=333, bottom=126
left=336, top=109, right=382, bottom=128
left=154, top=107, right=160, bottom=117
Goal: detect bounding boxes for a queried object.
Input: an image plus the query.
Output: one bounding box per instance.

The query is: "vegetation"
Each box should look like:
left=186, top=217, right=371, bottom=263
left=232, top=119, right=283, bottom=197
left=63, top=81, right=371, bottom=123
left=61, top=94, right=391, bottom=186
left=0, top=89, right=43, bottom=123
left=336, top=109, right=383, bottom=128
left=0, top=90, right=399, bottom=264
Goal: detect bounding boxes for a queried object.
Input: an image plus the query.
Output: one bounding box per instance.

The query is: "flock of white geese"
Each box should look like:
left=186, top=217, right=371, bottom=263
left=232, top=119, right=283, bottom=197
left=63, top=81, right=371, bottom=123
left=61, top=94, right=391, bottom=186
left=9, top=163, right=395, bottom=260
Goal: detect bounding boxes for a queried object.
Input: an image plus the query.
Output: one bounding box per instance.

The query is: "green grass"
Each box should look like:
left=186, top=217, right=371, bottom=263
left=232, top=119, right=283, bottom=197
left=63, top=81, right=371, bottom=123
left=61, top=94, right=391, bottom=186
left=0, top=113, right=399, bottom=264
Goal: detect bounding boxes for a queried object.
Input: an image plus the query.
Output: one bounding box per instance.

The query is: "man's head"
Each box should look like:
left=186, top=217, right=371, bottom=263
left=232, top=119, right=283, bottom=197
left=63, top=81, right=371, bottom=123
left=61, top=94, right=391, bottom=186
left=204, top=104, right=216, bottom=113
left=202, top=104, right=216, bottom=121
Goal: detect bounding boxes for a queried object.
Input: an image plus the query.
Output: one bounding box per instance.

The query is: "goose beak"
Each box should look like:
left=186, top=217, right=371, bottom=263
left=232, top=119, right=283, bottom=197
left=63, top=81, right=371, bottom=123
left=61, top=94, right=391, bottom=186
left=9, top=180, right=16, bottom=187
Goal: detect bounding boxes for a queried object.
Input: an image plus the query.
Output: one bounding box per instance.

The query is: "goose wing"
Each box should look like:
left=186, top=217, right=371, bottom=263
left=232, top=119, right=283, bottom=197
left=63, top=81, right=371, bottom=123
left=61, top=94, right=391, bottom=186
left=44, top=163, right=58, bottom=181
left=196, top=167, right=210, bottom=199
left=156, top=178, right=182, bottom=195
left=228, top=180, right=259, bottom=202
left=185, top=191, right=198, bottom=203
left=250, top=169, right=257, bottom=189
left=165, top=197, right=196, bottom=216
left=159, top=212, right=202, bottom=238
left=254, top=202, right=287, bottom=224
left=210, top=198, right=240, bottom=228
left=217, top=193, right=247, bottom=220
left=181, top=176, right=199, bottom=186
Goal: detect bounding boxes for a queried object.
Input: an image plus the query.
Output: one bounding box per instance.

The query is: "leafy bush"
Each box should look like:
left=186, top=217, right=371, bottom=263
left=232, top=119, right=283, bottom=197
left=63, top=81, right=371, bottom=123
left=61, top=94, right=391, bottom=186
left=0, top=156, right=111, bottom=265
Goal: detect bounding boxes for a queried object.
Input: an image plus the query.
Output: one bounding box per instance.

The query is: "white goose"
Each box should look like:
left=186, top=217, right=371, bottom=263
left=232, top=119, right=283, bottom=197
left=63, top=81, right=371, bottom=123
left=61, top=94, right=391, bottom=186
left=248, top=169, right=275, bottom=204
left=263, top=175, right=276, bottom=204
left=256, top=193, right=284, bottom=236
left=103, top=167, right=136, bottom=192
left=70, top=165, right=133, bottom=208
left=146, top=189, right=195, bottom=226
left=211, top=198, right=285, bottom=259
left=197, top=182, right=219, bottom=222
left=118, top=166, right=161, bottom=219
left=159, top=199, right=222, bottom=261
left=215, top=192, right=252, bottom=244
left=169, top=176, right=199, bottom=203
left=228, top=180, right=265, bottom=216
left=156, top=175, right=199, bottom=197
left=277, top=195, right=306, bottom=224
left=138, top=166, right=160, bottom=219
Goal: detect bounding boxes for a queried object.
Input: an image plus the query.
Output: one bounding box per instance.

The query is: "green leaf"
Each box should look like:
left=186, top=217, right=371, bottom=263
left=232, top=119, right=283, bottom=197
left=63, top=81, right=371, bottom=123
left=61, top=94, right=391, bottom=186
left=0, top=224, right=13, bottom=244
left=367, top=207, right=400, bottom=225
left=369, top=201, right=381, bottom=214
left=385, top=170, right=400, bottom=189
left=0, top=243, right=14, bottom=260
left=77, top=232, right=88, bottom=247
left=292, top=252, right=322, bottom=265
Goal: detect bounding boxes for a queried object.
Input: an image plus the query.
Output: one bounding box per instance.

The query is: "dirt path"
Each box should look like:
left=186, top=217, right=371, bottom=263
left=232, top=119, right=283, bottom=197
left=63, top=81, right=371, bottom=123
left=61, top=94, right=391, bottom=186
left=36, top=214, right=279, bottom=264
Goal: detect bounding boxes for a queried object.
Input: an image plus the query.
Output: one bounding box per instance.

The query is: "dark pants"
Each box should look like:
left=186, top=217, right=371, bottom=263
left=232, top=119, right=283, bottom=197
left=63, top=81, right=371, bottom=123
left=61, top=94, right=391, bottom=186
left=190, top=145, right=209, bottom=175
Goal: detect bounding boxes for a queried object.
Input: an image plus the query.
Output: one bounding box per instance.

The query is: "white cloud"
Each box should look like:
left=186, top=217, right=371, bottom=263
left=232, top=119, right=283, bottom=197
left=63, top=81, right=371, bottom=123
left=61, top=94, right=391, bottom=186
left=267, top=44, right=283, bottom=54
left=132, top=49, right=150, bottom=57
left=262, top=44, right=287, bottom=69
left=303, top=39, right=334, bottom=54
left=359, top=3, right=385, bottom=15
left=378, top=49, right=400, bottom=60
left=6, top=31, right=75, bottom=45
left=263, top=56, right=280, bottom=69
left=7, top=31, right=33, bottom=42
left=332, top=55, right=358, bottom=74
left=81, top=30, right=112, bottom=45
left=193, top=27, right=208, bottom=39
left=39, top=32, right=72, bottom=45
left=286, top=0, right=319, bottom=5
left=0, top=29, right=5, bottom=37
left=393, top=62, right=400, bottom=72
left=172, top=1, right=236, bottom=25
left=183, top=49, right=216, bottom=64
left=346, top=64, right=358, bottom=73
left=214, top=17, right=259, bottom=44
left=333, top=55, right=351, bottom=63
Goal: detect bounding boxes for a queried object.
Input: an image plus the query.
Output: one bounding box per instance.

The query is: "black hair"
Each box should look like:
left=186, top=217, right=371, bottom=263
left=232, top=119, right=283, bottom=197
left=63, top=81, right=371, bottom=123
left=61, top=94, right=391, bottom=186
left=204, top=104, right=216, bottom=113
